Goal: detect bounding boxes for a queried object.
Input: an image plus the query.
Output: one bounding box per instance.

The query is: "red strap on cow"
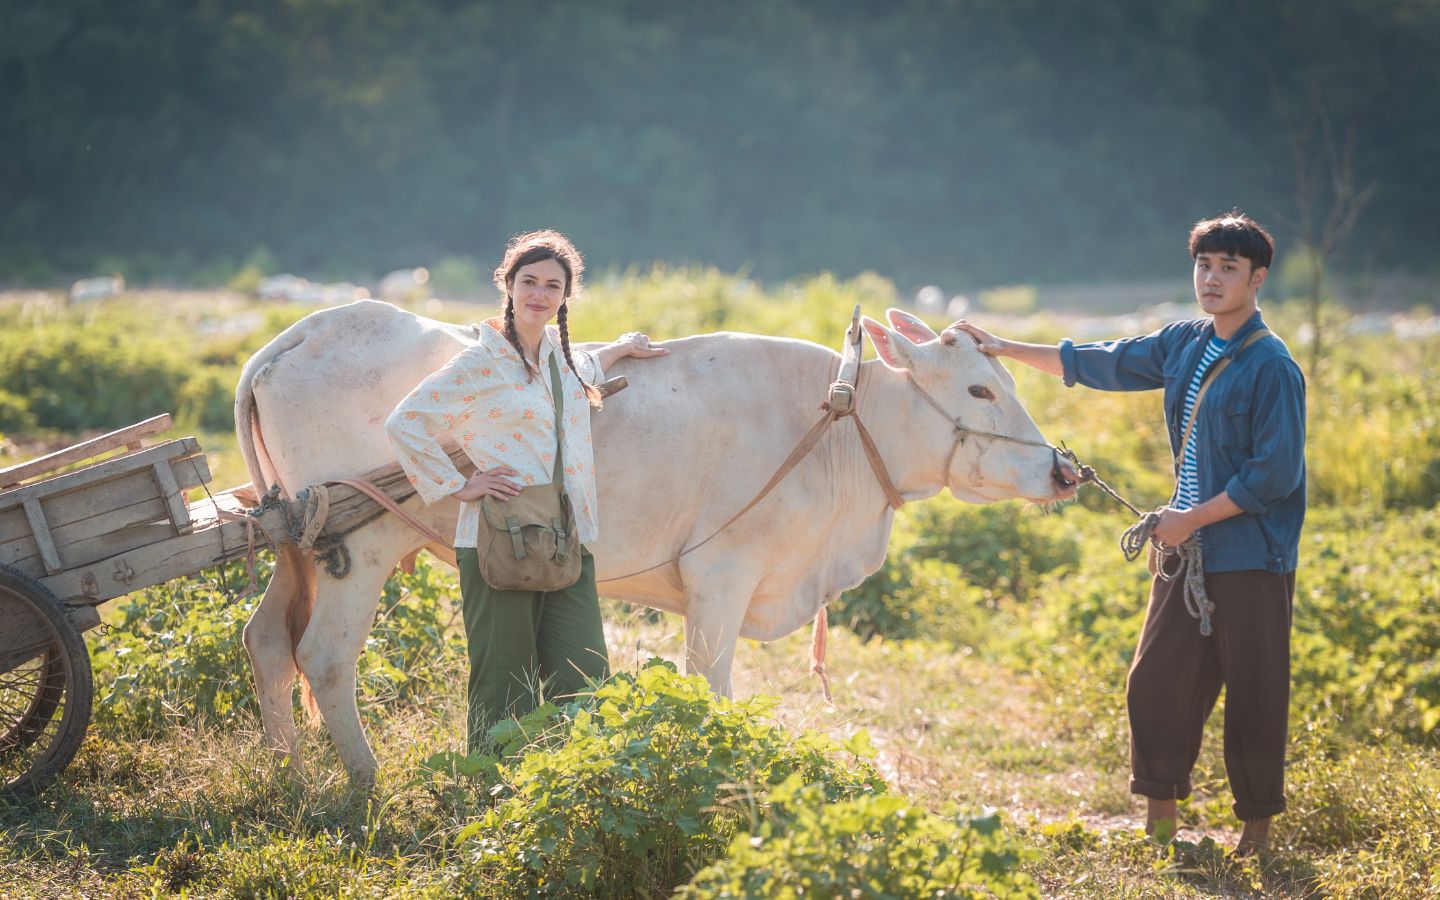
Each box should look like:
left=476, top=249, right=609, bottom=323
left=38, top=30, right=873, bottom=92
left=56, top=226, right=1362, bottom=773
left=332, top=477, right=449, bottom=547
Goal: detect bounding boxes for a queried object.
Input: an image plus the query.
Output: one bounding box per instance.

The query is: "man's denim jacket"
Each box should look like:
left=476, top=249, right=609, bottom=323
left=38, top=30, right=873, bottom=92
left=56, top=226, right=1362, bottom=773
left=1059, top=311, right=1306, bottom=574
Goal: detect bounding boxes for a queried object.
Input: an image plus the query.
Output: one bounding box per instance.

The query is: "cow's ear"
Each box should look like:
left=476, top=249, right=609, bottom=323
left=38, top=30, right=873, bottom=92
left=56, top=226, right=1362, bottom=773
left=886, top=308, right=938, bottom=344
left=862, top=315, right=917, bottom=371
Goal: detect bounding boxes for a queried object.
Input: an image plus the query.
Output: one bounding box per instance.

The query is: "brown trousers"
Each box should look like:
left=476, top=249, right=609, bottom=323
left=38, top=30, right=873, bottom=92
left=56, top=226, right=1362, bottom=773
left=1126, top=563, right=1295, bottom=821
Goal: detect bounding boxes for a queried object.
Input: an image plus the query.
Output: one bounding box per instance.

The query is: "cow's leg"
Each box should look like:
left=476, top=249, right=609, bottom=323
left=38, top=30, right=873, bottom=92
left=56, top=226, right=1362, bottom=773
left=680, top=556, right=758, bottom=697
left=242, top=544, right=312, bottom=764
left=294, top=522, right=413, bottom=786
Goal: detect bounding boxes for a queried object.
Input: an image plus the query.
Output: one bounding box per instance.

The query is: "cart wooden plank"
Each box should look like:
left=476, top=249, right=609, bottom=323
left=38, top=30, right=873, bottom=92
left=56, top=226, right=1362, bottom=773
left=0, top=459, right=210, bottom=554
left=20, top=499, right=62, bottom=575
left=150, top=460, right=192, bottom=534
left=6, top=436, right=462, bottom=609
left=0, top=455, right=210, bottom=556
left=0, top=438, right=201, bottom=513
left=0, top=452, right=212, bottom=581
left=37, top=504, right=292, bottom=605
left=285, top=442, right=472, bottom=537
left=0, top=414, right=172, bottom=490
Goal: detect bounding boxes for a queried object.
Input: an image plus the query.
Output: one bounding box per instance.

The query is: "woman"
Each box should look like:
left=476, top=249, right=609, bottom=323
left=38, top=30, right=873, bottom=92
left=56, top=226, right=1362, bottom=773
left=385, top=229, right=666, bottom=751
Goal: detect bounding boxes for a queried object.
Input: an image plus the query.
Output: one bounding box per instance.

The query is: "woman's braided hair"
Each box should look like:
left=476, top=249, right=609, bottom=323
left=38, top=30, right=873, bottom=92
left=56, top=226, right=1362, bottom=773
left=493, top=230, right=601, bottom=408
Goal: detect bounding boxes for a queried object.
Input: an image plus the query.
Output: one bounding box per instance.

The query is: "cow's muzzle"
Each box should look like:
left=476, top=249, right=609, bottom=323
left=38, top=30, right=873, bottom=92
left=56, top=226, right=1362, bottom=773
left=1051, top=448, right=1080, bottom=495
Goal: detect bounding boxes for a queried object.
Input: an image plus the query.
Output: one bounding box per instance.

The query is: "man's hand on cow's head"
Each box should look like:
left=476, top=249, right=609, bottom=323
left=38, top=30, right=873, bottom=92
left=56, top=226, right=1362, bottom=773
left=452, top=466, right=521, bottom=503
left=944, top=320, right=1007, bottom=356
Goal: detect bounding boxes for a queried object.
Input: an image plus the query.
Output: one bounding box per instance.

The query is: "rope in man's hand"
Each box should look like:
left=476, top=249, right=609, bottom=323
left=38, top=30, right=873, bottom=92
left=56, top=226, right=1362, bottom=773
left=1120, top=508, right=1215, bottom=637
left=1061, top=444, right=1216, bottom=638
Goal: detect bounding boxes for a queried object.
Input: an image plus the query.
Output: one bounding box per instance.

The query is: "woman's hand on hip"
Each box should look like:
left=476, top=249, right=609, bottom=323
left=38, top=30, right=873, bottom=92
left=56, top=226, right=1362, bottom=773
left=451, top=466, right=521, bottom=502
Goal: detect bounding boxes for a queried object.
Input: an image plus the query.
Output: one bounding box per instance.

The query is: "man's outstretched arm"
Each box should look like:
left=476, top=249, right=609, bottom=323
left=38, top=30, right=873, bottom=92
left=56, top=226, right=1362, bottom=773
left=947, top=320, right=1062, bottom=376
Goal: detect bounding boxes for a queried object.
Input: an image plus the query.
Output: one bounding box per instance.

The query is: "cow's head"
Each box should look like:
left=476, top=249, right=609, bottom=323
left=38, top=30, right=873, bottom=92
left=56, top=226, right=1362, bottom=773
left=861, top=308, right=1078, bottom=504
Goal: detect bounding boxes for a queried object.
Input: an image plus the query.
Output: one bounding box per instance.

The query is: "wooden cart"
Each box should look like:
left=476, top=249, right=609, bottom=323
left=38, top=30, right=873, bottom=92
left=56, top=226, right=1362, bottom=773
left=0, top=414, right=426, bottom=795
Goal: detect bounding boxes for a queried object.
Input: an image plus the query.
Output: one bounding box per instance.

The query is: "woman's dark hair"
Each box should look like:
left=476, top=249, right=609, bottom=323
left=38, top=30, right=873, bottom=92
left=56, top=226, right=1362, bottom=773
left=1188, top=211, right=1276, bottom=271
left=494, top=230, right=601, bottom=408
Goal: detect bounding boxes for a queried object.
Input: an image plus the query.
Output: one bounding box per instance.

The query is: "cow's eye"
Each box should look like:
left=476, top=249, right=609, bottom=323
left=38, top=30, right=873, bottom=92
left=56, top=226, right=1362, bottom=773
left=968, top=385, right=995, bottom=401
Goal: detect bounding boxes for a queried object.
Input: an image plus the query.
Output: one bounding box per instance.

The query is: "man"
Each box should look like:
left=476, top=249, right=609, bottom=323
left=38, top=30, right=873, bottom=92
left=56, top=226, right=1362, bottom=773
left=952, top=212, right=1305, bottom=855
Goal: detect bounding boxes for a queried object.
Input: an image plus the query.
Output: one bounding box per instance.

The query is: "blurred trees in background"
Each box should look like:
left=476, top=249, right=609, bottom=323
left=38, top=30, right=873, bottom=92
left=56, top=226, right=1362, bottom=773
left=1, top=0, right=1436, bottom=291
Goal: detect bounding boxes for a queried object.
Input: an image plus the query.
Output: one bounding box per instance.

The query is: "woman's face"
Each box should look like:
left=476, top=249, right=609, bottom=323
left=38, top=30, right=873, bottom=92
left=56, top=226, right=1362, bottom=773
left=509, top=258, right=567, bottom=332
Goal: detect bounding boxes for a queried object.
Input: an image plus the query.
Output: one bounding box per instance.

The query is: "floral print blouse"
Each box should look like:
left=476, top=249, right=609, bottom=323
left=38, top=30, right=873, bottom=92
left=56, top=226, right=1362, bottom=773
left=385, top=318, right=604, bottom=547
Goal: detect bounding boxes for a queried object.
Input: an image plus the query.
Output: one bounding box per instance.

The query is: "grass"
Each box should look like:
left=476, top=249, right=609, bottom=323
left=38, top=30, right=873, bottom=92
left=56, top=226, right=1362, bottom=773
left=8, top=598, right=1434, bottom=897
left=3, top=281, right=1438, bottom=896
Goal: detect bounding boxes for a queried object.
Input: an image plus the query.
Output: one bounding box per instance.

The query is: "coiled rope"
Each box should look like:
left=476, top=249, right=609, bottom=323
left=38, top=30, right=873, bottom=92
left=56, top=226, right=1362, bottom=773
left=1120, top=510, right=1215, bottom=637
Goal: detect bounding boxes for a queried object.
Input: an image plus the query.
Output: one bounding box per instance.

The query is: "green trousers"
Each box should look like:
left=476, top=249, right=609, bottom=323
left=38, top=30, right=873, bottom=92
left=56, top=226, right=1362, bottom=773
left=455, top=546, right=610, bottom=753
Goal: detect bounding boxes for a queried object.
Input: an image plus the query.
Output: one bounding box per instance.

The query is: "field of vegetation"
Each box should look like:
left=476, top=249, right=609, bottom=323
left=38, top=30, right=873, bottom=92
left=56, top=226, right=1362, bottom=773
left=1, top=273, right=1437, bottom=897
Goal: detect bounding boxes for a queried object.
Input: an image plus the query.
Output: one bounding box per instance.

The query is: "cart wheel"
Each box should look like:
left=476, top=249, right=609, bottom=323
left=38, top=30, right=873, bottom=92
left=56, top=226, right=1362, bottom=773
left=0, top=564, right=94, bottom=796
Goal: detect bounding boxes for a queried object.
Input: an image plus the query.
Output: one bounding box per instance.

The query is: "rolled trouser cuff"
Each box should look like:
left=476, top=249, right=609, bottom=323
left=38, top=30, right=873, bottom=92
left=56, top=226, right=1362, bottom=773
left=1233, top=798, right=1286, bottom=821
left=1130, top=777, right=1192, bottom=801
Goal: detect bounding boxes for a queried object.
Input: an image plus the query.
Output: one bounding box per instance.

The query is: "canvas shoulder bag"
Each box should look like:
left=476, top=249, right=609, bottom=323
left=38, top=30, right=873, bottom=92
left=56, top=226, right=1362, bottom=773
left=474, top=352, right=583, bottom=592
left=1147, top=327, right=1271, bottom=575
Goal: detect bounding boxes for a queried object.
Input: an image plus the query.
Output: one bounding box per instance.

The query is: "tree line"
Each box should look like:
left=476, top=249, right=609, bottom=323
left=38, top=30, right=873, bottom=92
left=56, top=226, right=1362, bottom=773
left=2, top=0, right=1437, bottom=292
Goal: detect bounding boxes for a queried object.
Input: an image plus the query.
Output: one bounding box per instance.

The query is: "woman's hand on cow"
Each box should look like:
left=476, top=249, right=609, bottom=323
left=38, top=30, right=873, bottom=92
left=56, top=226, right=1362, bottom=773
left=595, top=332, right=668, bottom=369
left=944, top=320, right=1008, bottom=356
left=452, top=466, right=521, bottom=502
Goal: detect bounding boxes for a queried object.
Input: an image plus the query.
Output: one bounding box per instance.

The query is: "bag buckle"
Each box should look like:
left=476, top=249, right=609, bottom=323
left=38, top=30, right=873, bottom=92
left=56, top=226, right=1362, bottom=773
left=505, top=516, right=525, bottom=560
left=552, top=518, right=568, bottom=562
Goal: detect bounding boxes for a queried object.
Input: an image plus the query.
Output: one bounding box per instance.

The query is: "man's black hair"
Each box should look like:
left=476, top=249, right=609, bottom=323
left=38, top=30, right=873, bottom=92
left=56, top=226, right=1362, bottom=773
left=1189, top=211, right=1275, bottom=270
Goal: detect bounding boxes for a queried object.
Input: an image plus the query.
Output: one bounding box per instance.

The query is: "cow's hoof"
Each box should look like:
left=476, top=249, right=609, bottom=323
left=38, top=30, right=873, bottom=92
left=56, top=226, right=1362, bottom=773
left=346, top=769, right=378, bottom=795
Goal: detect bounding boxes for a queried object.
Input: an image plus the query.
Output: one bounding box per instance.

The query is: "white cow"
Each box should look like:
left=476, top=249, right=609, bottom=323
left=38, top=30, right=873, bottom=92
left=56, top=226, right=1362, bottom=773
left=68, top=274, right=125, bottom=304
left=235, top=300, right=1077, bottom=783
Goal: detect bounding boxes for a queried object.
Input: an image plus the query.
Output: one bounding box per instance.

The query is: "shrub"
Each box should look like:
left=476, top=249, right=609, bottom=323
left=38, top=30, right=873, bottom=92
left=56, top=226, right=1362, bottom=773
left=1282, top=731, right=1440, bottom=897
left=91, top=568, right=262, bottom=734
left=457, top=662, right=882, bottom=897
left=0, top=298, right=314, bottom=436
left=0, top=387, right=37, bottom=432
left=837, top=501, right=1083, bottom=643
left=90, top=556, right=465, bottom=735
left=1289, top=506, right=1440, bottom=741
left=681, top=778, right=1038, bottom=899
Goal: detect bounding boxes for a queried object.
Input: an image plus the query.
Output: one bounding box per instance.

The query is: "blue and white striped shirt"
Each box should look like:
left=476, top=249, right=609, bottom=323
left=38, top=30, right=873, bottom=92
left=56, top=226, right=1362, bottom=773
left=1173, top=336, right=1228, bottom=510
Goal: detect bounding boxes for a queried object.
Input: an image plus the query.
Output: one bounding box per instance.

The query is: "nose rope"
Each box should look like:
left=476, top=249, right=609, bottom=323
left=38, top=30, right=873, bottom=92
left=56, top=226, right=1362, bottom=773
left=905, top=374, right=1215, bottom=632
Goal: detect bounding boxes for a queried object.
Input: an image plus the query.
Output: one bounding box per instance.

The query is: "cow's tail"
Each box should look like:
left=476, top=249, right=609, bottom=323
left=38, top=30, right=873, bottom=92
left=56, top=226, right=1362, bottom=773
left=236, top=327, right=321, bottom=719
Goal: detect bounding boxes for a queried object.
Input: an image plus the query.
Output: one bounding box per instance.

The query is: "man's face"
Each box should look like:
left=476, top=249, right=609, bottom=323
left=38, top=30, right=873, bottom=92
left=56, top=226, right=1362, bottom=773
left=1193, top=251, right=1266, bottom=318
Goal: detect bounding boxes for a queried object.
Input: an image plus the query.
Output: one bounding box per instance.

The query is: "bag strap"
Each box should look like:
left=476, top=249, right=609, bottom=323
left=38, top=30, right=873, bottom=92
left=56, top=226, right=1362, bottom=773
left=1173, top=327, right=1271, bottom=472
left=548, top=352, right=565, bottom=483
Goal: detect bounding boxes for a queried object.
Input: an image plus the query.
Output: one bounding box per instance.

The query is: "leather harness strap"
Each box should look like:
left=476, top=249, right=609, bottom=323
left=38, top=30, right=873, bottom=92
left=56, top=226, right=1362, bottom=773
left=851, top=409, right=907, bottom=511
left=1173, top=328, right=1271, bottom=472
left=332, top=476, right=450, bottom=547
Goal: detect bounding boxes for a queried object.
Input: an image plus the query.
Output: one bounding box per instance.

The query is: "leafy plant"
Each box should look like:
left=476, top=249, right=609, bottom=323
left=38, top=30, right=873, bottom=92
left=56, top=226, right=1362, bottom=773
left=90, top=556, right=466, bottom=735
left=681, top=777, right=1038, bottom=899
left=456, top=662, right=882, bottom=897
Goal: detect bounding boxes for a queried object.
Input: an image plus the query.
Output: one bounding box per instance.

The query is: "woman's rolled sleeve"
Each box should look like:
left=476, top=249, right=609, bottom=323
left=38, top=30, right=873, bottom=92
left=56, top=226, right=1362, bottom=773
left=386, top=350, right=492, bottom=505
left=1224, top=359, right=1307, bottom=515
left=574, top=348, right=604, bottom=384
